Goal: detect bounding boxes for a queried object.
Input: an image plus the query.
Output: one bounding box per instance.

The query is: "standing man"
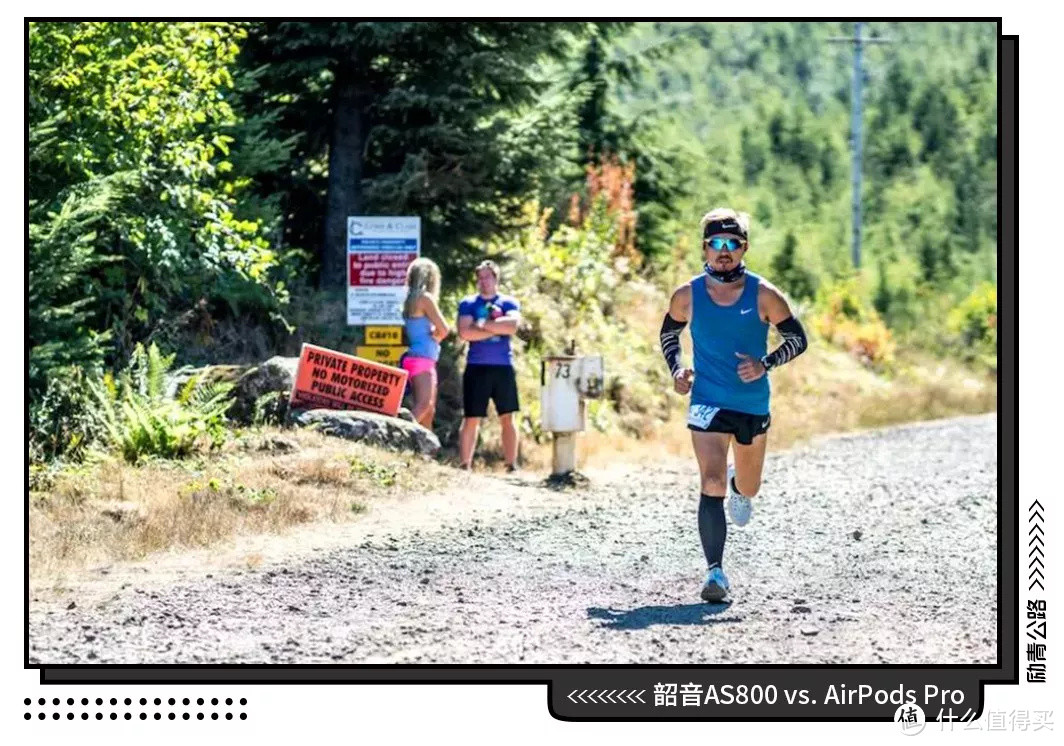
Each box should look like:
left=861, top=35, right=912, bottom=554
left=458, top=260, right=522, bottom=471
left=659, top=208, right=808, bottom=602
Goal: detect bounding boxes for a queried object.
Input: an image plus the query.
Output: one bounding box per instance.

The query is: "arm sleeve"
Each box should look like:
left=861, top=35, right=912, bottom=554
left=659, top=313, right=687, bottom=376
left=761, top=316, right=808, bottom=370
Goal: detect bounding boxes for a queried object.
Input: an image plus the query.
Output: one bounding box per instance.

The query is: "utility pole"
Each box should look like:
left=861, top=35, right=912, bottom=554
left=828, top=23, right=892, bottom=269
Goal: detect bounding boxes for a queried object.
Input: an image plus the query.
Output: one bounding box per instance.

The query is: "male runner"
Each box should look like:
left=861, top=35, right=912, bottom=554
left=659, top=208, right=808, bottom=602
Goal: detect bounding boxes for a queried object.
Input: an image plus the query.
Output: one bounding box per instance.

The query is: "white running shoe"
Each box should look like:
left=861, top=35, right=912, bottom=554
left=700, top=565, right=730, bottom=602
left=727, top=464, right=753, bottom=527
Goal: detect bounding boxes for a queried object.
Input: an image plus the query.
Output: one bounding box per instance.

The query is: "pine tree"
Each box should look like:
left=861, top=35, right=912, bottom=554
left=770, top=232, right=818, bottom=301
left=237, top=22, right=589, bottom=288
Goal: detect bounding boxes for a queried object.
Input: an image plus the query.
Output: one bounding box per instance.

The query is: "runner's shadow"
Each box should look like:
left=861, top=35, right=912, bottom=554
left=587, top=603, right=740, bottom=630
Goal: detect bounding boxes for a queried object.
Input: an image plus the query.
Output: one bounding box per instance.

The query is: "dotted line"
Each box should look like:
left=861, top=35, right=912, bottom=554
left=22, top=696, right=248, bottom=721
left=24, top=712, right=247, bottom=721
left=25, top=697, right=247, bottom=707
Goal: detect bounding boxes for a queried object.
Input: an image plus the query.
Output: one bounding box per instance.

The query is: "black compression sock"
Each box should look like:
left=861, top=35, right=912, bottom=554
left=698, top=494, right=727, bottom=569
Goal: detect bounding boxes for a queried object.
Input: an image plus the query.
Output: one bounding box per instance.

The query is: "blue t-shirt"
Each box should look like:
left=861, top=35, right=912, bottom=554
left=458, top=294, right=520, bottom=366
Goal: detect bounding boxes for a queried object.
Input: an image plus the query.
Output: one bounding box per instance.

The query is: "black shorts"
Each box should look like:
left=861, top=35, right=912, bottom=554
left=686, top=403, right=771, bottom=445
left=463, top=364, right=520, bottom=418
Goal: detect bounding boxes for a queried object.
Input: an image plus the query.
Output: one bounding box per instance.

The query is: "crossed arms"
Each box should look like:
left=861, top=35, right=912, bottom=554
left=458, top=311, right=520, bottom=342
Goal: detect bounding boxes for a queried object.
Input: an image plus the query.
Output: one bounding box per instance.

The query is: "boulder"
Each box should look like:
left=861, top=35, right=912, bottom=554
left=290, top=408, right=440, bottom=456
left=227, top=356, right=299, bottom=425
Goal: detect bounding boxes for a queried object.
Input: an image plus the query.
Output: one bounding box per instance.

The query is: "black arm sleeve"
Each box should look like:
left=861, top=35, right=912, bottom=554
left=659, top=313, right=687, bottom=376
left=761, top=316, right=808, bottom=371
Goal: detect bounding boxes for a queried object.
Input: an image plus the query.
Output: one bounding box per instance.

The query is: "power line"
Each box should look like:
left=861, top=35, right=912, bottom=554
left=827, top=23, right=893, bottom=269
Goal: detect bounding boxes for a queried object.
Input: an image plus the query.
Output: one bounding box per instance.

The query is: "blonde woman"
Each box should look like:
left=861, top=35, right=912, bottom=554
left=402, top=258, right=450, bottom=428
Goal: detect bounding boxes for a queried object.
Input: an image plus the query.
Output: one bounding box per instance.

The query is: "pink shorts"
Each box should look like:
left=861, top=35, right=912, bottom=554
left=402, top=355, right=437, bottom=385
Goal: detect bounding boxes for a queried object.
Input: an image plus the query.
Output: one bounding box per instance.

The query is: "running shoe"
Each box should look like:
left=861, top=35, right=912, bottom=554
left=727, top=464, right=753, bottom=527
left=700, top=565, right=730, bottom=602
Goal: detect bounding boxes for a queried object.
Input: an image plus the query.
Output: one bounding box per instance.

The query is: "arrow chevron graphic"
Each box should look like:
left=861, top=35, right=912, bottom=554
left=1030, top=556, right=1045, bottom=568
left=1029, top=568, right=1045, bottom=579
left=1030, top=534, right=1044, bottom=546
left=566, top=688, right=648, bottom=705
left=1030, top=545, right=1044, bottom=557
left=1030, top=524, right=1044, bottom=535
left=1030, top=499, right=1044, bottom=511
left=1030, top=510, right=1044, bottom=523
left=566, top=688, right=649, bottom=705
left=1030, top=579, right=1045, bottom=591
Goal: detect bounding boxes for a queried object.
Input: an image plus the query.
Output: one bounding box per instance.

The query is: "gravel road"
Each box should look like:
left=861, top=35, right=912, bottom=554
left=29, top=414, right=997, bottom=665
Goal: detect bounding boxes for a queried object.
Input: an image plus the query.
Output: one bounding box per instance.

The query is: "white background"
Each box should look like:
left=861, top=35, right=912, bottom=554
left=6, top=4, right=1059, bottom=745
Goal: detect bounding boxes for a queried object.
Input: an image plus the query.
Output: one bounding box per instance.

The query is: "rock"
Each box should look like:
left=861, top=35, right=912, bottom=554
left=792, top=605, right=812, bottom=614
left=228, top=356, right=299, bottom=425
left=800, top=626, right=819, bottom=636
left=290, top=408, right=440, bottom=455
left=396, top=407, right=416, bottom=423
left=852, top=529, right=862, bottom=541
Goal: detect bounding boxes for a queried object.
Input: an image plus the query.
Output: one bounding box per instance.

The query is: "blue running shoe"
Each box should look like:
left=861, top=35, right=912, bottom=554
left=700, top=565, right=730, bottom=602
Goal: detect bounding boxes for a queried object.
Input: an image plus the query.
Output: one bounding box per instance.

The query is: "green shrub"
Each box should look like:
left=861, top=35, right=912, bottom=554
left=29, top=365, right=106, bottom=464
left=90, top=343, right=234, bottom=463
left=948, top=282, right=996, bottom=365
left=812, top=277, right=896, bottom=367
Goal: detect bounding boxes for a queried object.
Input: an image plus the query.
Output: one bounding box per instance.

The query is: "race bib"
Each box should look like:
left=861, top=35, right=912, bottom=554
left=687, top=404, right=721, bottom=430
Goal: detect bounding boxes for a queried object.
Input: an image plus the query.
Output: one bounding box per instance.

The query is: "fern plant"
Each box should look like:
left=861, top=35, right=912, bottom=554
left=90, top=343, right=234, bottom=463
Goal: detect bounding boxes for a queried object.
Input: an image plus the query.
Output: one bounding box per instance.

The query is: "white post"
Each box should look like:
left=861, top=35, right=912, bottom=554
left=552, top=433, right=577, bottom=476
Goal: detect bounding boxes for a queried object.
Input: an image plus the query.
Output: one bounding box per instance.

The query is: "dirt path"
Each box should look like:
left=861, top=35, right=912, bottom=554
left=29, top=414, right=997, bottom=665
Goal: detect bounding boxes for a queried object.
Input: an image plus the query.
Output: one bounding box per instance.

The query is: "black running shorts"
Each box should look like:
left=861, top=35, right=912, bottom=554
left=463, top=364, right=520, bottom=418
left=686, top=403, right=771, bottom=445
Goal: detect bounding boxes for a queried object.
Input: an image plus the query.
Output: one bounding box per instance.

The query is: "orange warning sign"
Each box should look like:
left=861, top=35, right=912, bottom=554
left=290, top=343, right=408, bottom=417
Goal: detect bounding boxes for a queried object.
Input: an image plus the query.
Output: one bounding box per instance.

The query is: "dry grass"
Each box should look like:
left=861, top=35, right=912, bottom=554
left=29, top=429, right=455, bottom=580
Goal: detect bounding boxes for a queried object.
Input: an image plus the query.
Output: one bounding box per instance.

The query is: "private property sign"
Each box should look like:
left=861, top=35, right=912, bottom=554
left=346, top=216, right=420, bottom=325
left=290, top=343, right=408, bottom=417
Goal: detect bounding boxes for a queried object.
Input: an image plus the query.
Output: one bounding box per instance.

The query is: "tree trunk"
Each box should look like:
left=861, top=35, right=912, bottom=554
left=321, top=63, right=366, bottom=292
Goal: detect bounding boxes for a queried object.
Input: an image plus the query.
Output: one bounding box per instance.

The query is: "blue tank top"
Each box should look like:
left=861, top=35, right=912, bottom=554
left=690, top=271, right=770, bottom=415
left=403, top=315, right=440, bottom=361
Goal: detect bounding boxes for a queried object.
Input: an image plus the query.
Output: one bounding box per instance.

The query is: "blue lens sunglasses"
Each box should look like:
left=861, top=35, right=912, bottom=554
left=704, top=236, right=745, bottom=251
